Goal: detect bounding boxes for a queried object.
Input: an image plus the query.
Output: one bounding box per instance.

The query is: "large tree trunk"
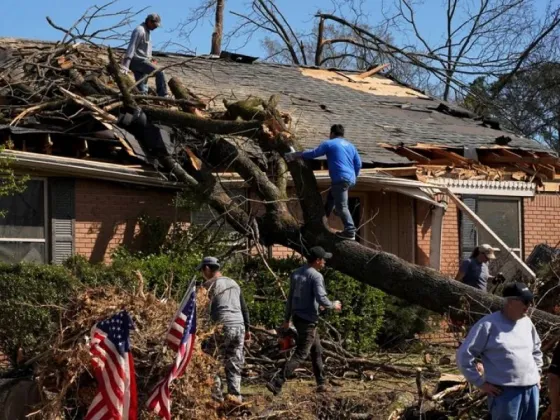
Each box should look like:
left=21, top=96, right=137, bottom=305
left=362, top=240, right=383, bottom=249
left=104, top=50, right=560, bottom=337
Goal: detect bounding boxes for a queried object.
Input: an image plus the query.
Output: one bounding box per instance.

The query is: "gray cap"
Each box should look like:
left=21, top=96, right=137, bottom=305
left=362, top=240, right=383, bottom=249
left=196, top=256, right=220, bottom=270
left=146, top=13, right=161, bottom=27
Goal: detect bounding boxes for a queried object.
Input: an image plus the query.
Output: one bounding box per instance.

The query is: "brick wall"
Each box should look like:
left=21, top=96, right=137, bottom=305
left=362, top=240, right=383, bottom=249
left=441, top=199, right=460, bottom=276
left=75, top=179, right=189, bottom=263
left=524, top=193, right=560, bottom=255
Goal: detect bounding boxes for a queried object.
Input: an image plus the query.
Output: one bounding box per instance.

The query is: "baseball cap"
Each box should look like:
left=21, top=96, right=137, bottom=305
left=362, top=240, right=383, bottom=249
left=308, top=246, right=333, bottom=260
left=196, top=256, right=220, bottom=270
left=147, top=13, right=161, bottom=27
left=478, top=243, right=498, bottom=260
left=502, top=282, right=534, bottom=302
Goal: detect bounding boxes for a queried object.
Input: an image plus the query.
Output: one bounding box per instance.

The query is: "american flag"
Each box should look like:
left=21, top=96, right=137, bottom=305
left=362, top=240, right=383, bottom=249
left=85, top=310, right=137, bottom=420
left=147, top=281, right=197, bottom=420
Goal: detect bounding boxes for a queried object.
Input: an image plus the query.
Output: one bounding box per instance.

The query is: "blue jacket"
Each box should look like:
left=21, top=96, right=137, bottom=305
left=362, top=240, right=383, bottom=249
left=301, top=137, right=362, bottom=185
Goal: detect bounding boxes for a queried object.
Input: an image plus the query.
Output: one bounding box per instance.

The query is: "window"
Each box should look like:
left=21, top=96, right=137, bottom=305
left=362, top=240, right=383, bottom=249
left=0, top=179, right=47, bottom=263
left=460, top=196, right=522, bottom=260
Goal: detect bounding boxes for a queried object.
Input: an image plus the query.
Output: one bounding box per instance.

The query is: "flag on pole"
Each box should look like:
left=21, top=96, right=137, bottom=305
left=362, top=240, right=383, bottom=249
left=85, top=310, right=137, bottom=420
left=147, top=281, right=197, bottom=419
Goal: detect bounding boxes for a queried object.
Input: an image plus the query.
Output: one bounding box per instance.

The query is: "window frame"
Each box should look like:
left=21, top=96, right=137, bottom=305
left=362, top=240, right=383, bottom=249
left=461, top=195, right=523, bottom=259
left=0, top=177, right=49, bottom=262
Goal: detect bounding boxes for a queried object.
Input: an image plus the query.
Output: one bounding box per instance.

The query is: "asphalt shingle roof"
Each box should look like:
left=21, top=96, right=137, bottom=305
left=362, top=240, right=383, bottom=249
left=159, top=54, right=549, bottom=165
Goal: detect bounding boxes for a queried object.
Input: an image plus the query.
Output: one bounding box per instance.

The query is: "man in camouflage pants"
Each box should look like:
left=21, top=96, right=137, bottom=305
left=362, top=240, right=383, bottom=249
left=199, top=256, right=251, bottom=404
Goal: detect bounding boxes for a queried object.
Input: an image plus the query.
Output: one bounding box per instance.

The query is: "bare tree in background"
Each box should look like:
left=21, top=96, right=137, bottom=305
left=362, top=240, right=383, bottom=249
left=384, top=0, right=560, bottom=100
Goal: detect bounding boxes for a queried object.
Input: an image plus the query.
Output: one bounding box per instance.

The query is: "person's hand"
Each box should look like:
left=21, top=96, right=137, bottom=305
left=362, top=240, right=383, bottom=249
left=333, top=300, right=342, bottom=312
left=281, top=321, right=290, bottom=330
left=152, top=59, right=158, bottom=65
left=480, top=382, right=502, bottom=397
left=244, top=331, right=252, bottom=342
left=119, top=64, right=130, bottom=74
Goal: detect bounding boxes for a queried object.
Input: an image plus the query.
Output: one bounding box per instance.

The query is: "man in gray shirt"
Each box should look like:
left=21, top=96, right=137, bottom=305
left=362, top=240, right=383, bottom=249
left=267, top=246, right=342, bottom=395
left=456, top=282, right=542, bottom=420
left=121, top=13, right=169, bottom=97
left=199, top=256, right=250, bottom=403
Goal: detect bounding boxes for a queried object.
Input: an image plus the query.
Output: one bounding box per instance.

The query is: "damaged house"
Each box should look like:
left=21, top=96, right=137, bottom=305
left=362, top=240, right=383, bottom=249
left=0, top=37, right=558, bottom=279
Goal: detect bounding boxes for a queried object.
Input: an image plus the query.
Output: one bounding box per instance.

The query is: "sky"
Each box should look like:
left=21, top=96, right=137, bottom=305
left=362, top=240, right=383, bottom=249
left=0, top=0, right=440, bottom=58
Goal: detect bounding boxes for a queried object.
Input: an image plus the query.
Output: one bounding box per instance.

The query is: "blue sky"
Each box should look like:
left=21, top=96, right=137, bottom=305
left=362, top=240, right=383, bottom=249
left=0, top=0, right=442, bottom=57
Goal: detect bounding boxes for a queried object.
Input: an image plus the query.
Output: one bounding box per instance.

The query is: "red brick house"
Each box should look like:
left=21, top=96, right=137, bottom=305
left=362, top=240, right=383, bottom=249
left=1, top=38, right=559, bottom=278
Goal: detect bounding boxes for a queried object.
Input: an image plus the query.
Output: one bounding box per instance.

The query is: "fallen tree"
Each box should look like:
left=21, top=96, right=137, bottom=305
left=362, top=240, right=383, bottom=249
left=1, top=31, right=560, bottom=337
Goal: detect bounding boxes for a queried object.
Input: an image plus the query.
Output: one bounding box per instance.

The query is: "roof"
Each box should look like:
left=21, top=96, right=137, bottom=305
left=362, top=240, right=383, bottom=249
left=0, top=37, right=551, bottom=168
left=155, top=51, right=549, bottom=165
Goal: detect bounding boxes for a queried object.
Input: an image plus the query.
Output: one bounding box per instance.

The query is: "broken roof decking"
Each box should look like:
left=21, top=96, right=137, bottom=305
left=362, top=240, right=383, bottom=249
left=0, top=37, right=552, bottom=168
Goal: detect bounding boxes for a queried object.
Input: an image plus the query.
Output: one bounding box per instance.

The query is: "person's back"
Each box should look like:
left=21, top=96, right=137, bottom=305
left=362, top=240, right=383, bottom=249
left=321, top=138, right=360, bottom=185
left=209, top=276, right=244, bottom=327
left=289, top=265, right=323, bottom=322
left=460, top=257, right=489, bottom=290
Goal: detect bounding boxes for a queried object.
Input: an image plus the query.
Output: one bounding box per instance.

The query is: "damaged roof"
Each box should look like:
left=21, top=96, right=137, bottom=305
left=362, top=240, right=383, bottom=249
left=0, top=37, right=551, bottom=166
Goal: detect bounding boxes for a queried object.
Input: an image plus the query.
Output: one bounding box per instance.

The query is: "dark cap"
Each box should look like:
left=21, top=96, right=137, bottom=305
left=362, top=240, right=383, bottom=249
left=196, top=256, right=220, bottom=270
left=308, top=246, right=333, bottom=261
left=502, top=282, right=534, bottom=302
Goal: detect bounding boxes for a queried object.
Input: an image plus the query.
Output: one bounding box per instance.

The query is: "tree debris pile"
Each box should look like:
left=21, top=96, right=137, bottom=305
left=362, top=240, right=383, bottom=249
left=30, top=286, right=222, bottom=419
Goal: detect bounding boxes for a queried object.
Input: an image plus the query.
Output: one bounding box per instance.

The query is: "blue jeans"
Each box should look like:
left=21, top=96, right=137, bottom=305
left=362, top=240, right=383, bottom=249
left=488, top=385, right=539, bottom=420
left=325, top=181, right=356, bottom=235
left=129, top=58, right=168, bottom=97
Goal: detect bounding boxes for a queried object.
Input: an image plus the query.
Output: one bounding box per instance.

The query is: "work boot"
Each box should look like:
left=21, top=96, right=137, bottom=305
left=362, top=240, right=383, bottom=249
left=316, top=384, right=329, bottom=393
left=225, top=394, right=243, bottom=405
left=266, top=378, right=283, bottom=396
left=336, top=231, right=355, bottom=240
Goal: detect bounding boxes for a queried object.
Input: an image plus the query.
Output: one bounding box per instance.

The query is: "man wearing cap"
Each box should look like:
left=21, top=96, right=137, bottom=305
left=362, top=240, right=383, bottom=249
left=267, top=246, right=342, bottom=395
left=121, top=13, right=169, bottom=97
left=456, top=244, right=499, bottom=291
left=198, top=256, right=250, bottom=403
left=456, top=282, right=542, bottom=420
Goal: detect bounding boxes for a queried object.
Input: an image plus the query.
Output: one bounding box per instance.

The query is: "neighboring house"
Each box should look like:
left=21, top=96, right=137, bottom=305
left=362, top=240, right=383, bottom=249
left=1, top=38, right=559, bottom=277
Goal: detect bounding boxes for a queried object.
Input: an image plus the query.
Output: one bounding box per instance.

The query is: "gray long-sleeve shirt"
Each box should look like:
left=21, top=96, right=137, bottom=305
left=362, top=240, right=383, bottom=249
left=124, top=23, right=152, bottom=65
left=456, top=311, right=542, bottom=388
left=205, top=276, right=250, bottom=329
left=285, top=265, right=333, bottom=323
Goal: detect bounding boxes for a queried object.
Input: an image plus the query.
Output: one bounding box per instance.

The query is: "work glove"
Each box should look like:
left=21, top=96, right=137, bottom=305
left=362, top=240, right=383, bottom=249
left=284, top=152, right=302, bottom=162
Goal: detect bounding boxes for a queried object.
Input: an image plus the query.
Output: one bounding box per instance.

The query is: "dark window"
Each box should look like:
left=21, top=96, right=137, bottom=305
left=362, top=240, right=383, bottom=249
left=0, top=179, right=47, bottom=263
left=460, top=196, right=522, bottom=260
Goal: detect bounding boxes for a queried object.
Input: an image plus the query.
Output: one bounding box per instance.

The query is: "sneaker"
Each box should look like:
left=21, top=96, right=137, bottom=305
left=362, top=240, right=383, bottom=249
left=336, top=231, right=356, bottom=240
left=266, top=380, right=282, bottom=396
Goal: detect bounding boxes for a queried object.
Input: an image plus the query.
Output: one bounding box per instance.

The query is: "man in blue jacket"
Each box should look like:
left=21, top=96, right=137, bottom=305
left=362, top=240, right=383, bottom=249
left=286, top=124, right=362, bottom=240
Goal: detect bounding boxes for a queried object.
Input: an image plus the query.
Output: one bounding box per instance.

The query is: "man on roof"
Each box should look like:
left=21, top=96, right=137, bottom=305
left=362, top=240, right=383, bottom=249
left=285, top=124, right=362, bottom=240
left=121, top=13, right=169, bottom=98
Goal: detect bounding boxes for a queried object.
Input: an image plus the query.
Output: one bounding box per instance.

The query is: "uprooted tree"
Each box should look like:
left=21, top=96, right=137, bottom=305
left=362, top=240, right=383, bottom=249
left=2, top=13, right=560, bottom=338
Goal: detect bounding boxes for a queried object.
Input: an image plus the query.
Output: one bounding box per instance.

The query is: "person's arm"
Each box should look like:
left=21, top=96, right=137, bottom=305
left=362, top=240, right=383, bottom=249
left=239, top=293, right=250, bottom=330
left=532, top=324, right=543, bottom=373
left=313, top=273, right=333, bottom=309
left=455, top=260, right=469, bottom=281
left=283, top=275, right=295, bottom=326
left=456, top=320, right=491, bottom=388
left=122, top=27, right=141, bottom=68
left=353, top=150, right=362, bottom=178
left=301, top=142, right=329, bottom=160
left=549, top=342, right=560, bottom=418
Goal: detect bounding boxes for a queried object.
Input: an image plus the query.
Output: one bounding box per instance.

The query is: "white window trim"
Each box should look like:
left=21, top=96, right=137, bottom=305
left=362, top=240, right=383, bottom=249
left=0, top=177, right=49, bottom=261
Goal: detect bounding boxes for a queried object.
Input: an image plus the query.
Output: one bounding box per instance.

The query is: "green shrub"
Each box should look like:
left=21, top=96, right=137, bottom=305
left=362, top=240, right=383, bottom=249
left=227, top=257, right=386, bottom=353
left=0, top=263, right=79, bottom=358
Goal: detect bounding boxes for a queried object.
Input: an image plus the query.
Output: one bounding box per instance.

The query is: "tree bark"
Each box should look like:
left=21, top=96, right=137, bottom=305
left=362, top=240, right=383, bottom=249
left=211, top=0, right=225, bottom=56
